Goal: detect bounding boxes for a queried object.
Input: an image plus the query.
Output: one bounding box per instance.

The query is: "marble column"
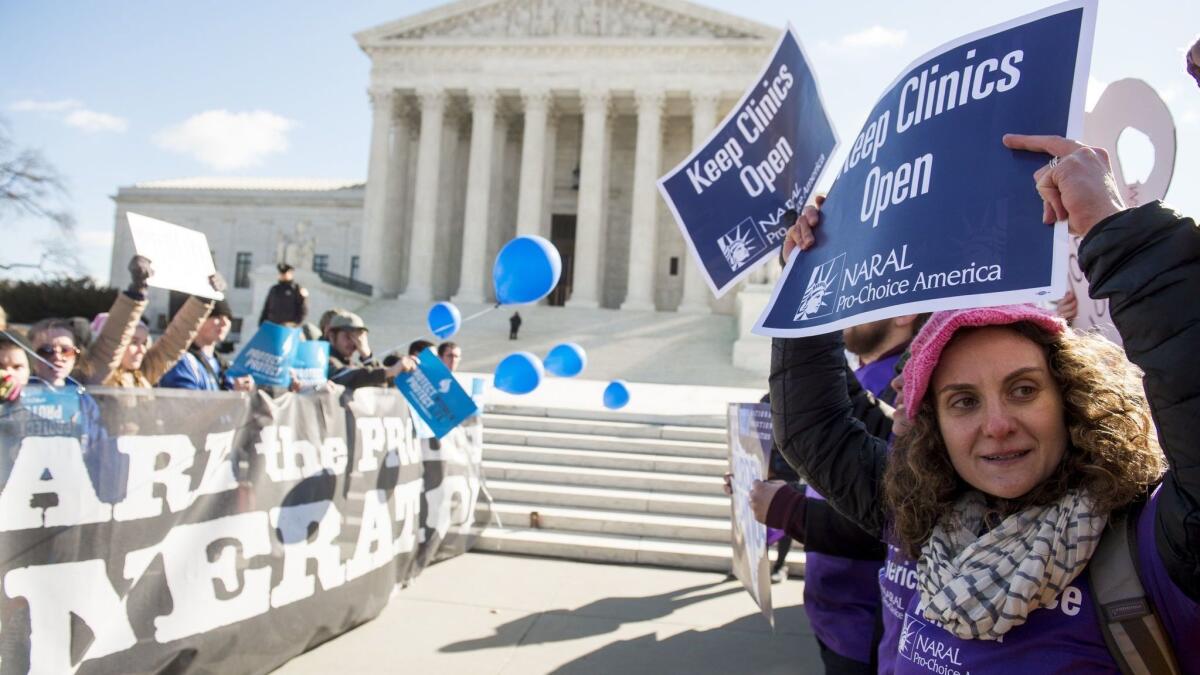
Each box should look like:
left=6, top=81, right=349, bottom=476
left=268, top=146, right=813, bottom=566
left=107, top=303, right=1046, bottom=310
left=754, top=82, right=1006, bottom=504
left=620, top=89, right=665, bottom=312
left=452, top=88, right=497, bottom=304
left=360, top=88, right=403, bottom=297
left=565, top=89, right=611, bottom=309
left=678, top=92, right=720, bottom=313
left=515, top=88, right=551, bottom=237
left=406, top=87, right=446, bottom=301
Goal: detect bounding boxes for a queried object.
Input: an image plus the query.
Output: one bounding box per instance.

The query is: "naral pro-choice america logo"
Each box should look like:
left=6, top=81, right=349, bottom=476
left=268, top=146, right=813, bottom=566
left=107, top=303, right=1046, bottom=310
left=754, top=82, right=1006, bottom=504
left=898, top=614, right=928, bottom=661
left=794, top=253, right=845, bottom=321
left=717, top=217, right=766, bottom=272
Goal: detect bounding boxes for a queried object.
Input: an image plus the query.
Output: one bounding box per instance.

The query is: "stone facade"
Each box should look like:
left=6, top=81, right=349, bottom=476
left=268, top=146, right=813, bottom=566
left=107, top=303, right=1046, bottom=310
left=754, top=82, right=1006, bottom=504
left=109, top=179, right=364, bottom=333
left=355, top=0, right=776, bottom=312
left=109, top=0, right=782, bottom=343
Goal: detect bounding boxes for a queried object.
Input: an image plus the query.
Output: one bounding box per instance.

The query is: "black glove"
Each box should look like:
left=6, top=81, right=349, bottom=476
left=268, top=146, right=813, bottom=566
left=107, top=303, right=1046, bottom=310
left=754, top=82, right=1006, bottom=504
left=209, top=272, right=227, bottom=294
left=127, top=255, right=153, bottom=298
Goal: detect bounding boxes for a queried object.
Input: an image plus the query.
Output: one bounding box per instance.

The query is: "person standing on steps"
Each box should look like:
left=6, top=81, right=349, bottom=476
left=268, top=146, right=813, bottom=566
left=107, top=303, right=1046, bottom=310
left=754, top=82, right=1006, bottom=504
left=509, top=311, right=522, bottom=340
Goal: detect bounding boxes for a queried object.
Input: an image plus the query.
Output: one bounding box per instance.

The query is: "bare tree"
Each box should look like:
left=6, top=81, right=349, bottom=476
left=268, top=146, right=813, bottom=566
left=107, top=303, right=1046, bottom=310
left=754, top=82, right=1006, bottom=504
left=0, top=118, right=81, bottom=276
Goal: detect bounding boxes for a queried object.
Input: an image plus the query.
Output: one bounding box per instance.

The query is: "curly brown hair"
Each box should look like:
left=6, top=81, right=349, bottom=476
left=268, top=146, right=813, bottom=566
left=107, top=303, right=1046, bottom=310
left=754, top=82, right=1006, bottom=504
left=883, top=322, right=1164, bottom=558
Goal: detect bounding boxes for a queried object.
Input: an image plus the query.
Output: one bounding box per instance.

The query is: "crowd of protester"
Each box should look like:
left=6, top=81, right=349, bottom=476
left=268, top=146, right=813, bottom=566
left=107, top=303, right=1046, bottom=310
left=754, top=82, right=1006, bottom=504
left=0, top=259, right=427, bottom=405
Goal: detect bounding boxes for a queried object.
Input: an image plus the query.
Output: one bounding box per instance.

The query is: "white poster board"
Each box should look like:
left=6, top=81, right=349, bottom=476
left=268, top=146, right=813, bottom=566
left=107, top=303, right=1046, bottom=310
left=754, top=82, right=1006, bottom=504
left=1071, top=78, right=1176, bottom=344
left=126, top=212, right=224, bottom=300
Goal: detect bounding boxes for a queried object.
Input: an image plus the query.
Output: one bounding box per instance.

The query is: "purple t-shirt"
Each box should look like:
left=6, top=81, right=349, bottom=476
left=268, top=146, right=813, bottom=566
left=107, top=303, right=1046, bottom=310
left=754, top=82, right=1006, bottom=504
left=887, top=488, right=1199, bottom=674
left=800, top=352, right=902, bottom=662
left=878, top=544, right=918, bottom=674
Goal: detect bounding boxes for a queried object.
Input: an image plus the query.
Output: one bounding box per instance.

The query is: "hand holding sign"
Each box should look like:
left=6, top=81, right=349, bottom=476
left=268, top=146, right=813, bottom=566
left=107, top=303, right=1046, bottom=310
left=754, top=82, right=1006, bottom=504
left=756, top=2, right=1096, bottom=337
left=126, top=212, right=224, bottom=300
left=1001, top=134, right=1126, bottom=238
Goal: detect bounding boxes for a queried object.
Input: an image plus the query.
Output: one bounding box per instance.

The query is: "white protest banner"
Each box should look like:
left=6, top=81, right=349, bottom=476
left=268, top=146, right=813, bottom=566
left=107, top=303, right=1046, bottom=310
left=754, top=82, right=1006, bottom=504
left=1068, top=77, right=1177, bottom=344
left=659, top=25, right=836, bottom=297
left=755, top=1, right=1096, bottom=337
left=727, top=403, right=773, bottom=627
left=126, top=212, right=225, bottom=300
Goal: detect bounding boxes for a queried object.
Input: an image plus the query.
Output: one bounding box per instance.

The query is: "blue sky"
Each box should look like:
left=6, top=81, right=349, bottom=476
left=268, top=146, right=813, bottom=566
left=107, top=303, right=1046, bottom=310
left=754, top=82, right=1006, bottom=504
left=1, top=1, right=1197, bottom=284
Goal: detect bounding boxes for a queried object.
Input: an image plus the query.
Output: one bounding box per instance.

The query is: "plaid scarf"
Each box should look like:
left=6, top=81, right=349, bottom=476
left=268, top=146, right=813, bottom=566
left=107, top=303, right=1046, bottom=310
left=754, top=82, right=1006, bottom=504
left=916, top=489, right=1106, bottom=640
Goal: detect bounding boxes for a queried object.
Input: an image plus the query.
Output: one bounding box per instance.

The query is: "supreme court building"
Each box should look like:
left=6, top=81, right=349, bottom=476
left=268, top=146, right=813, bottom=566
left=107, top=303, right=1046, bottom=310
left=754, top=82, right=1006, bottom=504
left=111, top=0, right=780, bottom=327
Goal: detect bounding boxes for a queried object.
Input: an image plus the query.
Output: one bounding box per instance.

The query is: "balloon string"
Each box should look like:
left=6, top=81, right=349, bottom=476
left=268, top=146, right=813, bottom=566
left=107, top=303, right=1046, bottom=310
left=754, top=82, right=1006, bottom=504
left=380, top=303, right=501, bottom=358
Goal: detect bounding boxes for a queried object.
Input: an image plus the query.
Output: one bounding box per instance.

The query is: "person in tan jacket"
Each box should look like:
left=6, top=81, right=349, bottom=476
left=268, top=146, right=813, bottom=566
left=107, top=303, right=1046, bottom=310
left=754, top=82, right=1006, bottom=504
left=100, top=295, right=215, bottom=387
left=82, top=256, right=225, bottom=388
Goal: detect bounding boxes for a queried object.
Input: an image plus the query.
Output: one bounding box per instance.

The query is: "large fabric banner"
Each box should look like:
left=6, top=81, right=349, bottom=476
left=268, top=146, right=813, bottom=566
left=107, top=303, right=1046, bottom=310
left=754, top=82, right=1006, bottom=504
left=755, top=0, right=1095, bottom=337
left=659, top=25, right=836, bottom=297
left=727, top=403, right=773, bottom=627
left=0, top=386, right=489, bottom=674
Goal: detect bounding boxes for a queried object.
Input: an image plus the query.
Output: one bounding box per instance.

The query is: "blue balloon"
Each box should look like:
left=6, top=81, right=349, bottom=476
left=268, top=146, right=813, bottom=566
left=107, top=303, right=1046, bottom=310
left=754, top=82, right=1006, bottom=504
left=603, top=380, right=630, bottom=410
left=494, top=352, right=544, bottom=395
left=544, top=343, right=587, bottom=378
left=427, top=302, right=462, bottom=339
left=493, top=235, right=562, bottom=305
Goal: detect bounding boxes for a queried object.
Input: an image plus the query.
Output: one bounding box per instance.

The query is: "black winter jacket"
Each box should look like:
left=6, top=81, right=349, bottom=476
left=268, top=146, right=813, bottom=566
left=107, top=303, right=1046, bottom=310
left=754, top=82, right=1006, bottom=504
left=769, top=201, right=1200, bottom=601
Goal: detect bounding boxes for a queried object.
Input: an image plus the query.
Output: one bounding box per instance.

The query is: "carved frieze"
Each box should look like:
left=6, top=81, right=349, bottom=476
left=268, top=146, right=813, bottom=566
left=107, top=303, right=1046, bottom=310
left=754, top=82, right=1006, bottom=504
left=387, top=0, right=760, bottom=41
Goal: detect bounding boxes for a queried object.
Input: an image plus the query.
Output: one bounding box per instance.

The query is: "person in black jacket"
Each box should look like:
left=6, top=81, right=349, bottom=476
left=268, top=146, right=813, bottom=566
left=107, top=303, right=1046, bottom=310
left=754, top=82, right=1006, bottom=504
left=768, top=133, right=1200, bottom=672
left=259, top=263, right=308, bottom=327
left=325, top=311, right=414, bottom=390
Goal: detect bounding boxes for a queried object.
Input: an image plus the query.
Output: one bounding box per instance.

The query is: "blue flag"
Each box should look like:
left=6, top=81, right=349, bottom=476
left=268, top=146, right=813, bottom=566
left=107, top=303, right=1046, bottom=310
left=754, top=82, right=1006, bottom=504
left=659, top=25, right=837, bottom=297
left=394, top=348, right=479, bottom=440
left=291, top=341, right=330, bottom=388
left=755, top=1, right=1094, bottom=337
left=230, top=321, right=302, bottom=388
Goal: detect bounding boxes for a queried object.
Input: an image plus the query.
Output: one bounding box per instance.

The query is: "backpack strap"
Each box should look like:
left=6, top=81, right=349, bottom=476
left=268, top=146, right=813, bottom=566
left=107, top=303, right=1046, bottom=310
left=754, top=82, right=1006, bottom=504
left=1088, top=500, right=1181, bottom=675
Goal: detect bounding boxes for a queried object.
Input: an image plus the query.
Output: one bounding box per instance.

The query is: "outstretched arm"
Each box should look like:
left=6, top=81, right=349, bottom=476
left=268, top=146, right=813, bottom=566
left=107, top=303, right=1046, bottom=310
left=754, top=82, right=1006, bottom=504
left=1005, top=132, right=1200, bottom=601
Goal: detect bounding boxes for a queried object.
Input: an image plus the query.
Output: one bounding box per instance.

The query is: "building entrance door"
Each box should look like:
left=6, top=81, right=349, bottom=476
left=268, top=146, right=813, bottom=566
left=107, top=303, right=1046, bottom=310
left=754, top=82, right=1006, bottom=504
left=548, top=214, right=576, bottom=306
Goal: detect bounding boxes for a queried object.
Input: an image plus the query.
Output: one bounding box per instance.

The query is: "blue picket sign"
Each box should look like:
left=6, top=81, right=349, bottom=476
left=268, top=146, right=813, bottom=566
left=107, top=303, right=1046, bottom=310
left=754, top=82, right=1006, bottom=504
left=755, top=2, right=1095, bottom=337
left=291, top=340, right=330, bottom=388
left=394, top=348, right=479, bottom=439
left=659, top=25, right=836, bottom=298
left=230, top=322, right=302, bottom=388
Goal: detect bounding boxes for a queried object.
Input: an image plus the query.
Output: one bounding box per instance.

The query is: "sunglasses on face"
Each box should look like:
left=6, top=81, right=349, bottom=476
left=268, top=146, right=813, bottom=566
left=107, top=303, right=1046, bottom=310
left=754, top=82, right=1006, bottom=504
left=36, top=345, right=79, bottom=359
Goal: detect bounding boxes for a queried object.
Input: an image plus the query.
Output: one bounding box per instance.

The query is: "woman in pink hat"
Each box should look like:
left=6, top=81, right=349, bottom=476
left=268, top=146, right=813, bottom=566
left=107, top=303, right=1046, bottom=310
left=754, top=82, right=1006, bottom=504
left=769, top=134, right=1199, bottom=673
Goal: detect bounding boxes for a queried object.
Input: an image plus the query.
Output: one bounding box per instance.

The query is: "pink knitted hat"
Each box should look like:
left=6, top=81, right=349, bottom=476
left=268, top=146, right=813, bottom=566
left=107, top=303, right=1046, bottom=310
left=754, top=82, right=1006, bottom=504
left=903, top=304, right=1066, bottom=411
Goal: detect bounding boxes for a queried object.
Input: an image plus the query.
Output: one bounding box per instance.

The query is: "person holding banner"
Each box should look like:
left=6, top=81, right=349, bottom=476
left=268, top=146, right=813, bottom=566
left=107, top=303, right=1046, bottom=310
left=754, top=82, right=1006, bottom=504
left=96, top=277, right=225, bottom=388
left=0, top=338, right=29, bottom=402
left=325, top=311, right=415, bottom=390
left=159, top=300, right=253, bottom=392
left=769, top=135, right=1199, bottom=672
left=438, top=342, right=462, bottom=372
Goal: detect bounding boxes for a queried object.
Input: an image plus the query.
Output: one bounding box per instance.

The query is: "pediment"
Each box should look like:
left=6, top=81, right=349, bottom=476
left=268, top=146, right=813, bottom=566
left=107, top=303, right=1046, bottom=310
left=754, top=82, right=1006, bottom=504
left=356, top=0, right=775, bottom=45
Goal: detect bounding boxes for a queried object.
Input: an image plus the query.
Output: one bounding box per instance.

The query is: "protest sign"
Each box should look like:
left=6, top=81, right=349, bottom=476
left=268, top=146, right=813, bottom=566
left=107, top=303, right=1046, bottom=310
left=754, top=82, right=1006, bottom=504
left=0, top=386, right=489, bottom=674
left=755, top=0, right=1096, bottom=337
left=126, top=212, right=225, bottom=301
left=727, top=402, right=773, bottom=627
left=291, top=340, right=331, bottom=387
left=394, top=348, right=479, bottom=439
left=230, top=321, right=302, bottom=388
left=659, top=25, right=836, bottom=297
left=1068, top=77, right=1177, bottom=345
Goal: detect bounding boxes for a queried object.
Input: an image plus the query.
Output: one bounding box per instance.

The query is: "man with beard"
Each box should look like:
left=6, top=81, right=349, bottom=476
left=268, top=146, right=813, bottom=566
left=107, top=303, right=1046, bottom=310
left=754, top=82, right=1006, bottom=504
left=841, top=315, right=921, bottom=404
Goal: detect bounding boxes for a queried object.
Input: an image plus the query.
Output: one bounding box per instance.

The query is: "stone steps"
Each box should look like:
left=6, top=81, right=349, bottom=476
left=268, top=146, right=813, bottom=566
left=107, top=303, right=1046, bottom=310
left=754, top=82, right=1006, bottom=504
left=483, top=442, right=727, bottom=476
left=472, top=526, right=804, bottom=575
left=482, top=459, right=724, bottom=496
left=489, top=501, right=731, bottom=543
left=485, top=479, right=731, bottom=519
left=482, top=412, right=727, bottom=443
left=483, top=427, right=729, bottom=460
left=469, top=407, right=802, bottom=573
